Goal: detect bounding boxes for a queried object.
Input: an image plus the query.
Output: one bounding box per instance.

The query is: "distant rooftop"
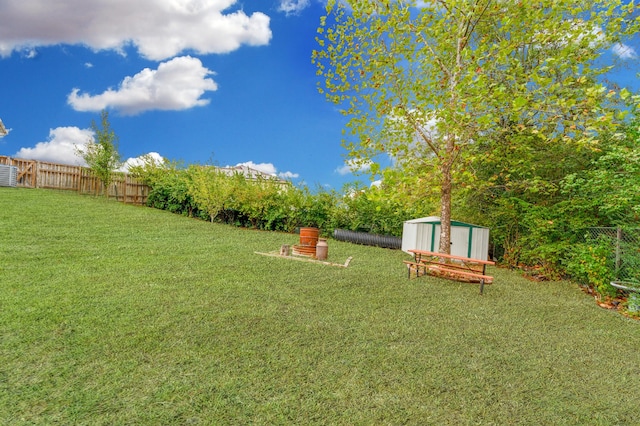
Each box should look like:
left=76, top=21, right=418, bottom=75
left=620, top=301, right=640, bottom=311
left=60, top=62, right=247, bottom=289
left=218, top=164, right=287, bottom=184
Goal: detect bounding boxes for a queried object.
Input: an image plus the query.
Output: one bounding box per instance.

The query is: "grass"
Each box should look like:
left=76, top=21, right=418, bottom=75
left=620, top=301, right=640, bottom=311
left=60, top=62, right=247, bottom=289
left=1, top=188, right=639, bottom=425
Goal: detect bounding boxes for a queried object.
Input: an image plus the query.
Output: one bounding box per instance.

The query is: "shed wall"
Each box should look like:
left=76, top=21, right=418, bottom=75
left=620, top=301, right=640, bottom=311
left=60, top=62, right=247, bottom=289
left=402, top=219, right=490, bottom=260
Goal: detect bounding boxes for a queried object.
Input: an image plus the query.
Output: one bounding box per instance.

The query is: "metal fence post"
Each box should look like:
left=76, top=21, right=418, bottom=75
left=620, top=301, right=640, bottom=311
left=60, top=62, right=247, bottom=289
left=616, top=226, right=622, bottom=275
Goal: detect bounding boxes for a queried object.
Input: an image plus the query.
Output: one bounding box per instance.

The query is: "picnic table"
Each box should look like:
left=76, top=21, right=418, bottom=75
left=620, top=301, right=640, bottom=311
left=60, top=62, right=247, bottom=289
left=404, top=249, right=495, bottom=294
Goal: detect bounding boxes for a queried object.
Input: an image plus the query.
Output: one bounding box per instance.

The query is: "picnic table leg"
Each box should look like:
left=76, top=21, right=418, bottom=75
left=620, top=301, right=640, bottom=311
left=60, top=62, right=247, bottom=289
left=407, top=262, right=416, bottom=279
left=480, top=264, right=487, bottom=294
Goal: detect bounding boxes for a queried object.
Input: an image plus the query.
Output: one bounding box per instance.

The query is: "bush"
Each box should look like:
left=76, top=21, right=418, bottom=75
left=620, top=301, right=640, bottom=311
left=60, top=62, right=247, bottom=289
left=130, top=158, right=206, bottom=219
left=564, top=236, right=616, bottom=298
left=132, top=159, right=431, bottom=239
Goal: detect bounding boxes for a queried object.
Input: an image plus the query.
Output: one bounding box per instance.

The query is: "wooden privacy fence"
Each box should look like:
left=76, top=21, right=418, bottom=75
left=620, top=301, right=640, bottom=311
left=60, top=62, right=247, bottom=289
left=0, top=155, right=150, bottom=205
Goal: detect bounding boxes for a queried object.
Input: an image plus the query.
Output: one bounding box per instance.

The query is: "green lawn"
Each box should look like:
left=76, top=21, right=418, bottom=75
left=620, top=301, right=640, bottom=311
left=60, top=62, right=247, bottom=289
left=1, top=188, right=638, bottom=425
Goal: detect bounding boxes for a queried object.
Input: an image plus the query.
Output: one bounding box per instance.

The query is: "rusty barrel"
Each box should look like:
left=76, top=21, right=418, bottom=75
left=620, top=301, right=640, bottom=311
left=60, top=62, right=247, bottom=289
left=299, top=227, right=319, bottom=247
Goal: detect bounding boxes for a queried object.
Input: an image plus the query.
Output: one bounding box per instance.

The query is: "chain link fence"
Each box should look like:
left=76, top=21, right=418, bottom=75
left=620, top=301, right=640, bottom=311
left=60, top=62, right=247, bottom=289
left=586, top=227, right=640, bottom=282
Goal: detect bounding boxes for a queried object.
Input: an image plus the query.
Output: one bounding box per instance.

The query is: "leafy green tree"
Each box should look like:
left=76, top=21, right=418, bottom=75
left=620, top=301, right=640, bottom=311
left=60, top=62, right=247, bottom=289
left=458, top=94, right=640, bottom=270
left=129, top=156, right=205, bottom=218
left=313, top=0, right=637, bottom=254
left=78, top=110, right=121, bottom=196
left=187, top=166, right=238, bottom=223
left=561, top=113, right=640, bottom=226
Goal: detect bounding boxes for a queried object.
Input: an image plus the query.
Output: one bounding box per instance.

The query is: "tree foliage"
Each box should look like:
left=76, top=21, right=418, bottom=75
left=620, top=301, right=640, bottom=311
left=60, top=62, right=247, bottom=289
left=313, top=0, right=638, bottom=253
left=187, top=166, right=238, bottom=223
left=129, top=156, right=205, bottom=218
left=132, top=159, right=431, bottom=236
left=78, top=110, right=121, bottom=195
left=456, top=101, right=640, bottom=274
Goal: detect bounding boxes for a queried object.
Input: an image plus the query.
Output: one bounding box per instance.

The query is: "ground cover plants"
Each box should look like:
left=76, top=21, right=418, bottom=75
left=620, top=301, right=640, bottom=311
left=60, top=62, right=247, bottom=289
left=1, top=188, right=639, bottom=424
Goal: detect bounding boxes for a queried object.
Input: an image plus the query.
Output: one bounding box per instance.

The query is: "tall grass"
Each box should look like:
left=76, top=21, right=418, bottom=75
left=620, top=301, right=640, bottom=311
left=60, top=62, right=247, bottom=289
left=1, top=188, right=638, bottom=425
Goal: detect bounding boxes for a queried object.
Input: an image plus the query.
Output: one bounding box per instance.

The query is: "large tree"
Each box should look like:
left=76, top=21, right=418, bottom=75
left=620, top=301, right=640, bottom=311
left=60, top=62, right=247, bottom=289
left=313, top=0, right=637, bottom=254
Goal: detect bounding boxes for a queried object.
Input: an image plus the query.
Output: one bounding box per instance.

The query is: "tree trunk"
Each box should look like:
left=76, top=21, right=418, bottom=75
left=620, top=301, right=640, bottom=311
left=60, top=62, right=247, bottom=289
left=439, top=161, right=453, bottom=254
left=439, top=136, right=455, bottom=255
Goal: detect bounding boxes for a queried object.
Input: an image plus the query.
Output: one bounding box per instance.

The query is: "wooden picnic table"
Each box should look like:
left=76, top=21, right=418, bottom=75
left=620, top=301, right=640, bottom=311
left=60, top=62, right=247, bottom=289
left=404, top=249, right=496, bottom=294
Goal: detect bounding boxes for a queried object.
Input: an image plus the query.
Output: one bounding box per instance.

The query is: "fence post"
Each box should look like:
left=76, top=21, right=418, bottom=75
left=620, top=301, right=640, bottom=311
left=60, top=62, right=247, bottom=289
left=616, top=226, right=622, bottom=276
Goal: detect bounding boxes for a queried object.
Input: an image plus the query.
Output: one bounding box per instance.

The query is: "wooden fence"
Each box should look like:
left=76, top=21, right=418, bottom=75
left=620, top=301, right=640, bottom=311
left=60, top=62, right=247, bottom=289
left=0, top=156, right=150, bottom=205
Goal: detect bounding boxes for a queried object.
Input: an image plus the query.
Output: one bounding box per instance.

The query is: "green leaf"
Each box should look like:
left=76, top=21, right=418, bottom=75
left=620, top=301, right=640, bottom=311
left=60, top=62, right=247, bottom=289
left=513, top=97, right=527, bottom=109
left=620, top=88, right=631, bottom=101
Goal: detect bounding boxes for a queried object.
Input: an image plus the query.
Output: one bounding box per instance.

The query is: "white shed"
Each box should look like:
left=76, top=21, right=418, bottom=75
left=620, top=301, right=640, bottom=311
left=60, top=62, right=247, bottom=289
left=401, top=216, right=490, bottom=260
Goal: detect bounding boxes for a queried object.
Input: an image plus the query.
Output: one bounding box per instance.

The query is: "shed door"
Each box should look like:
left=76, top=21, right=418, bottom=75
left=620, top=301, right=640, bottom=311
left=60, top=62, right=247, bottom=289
left=450, top=227, right=470, bottom=258
left=431, top=225, right=469, bottom=257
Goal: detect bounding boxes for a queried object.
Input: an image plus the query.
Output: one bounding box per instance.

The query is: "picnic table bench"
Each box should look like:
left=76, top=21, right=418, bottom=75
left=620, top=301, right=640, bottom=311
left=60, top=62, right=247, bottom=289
left=404, top=249, right=495, bottom=294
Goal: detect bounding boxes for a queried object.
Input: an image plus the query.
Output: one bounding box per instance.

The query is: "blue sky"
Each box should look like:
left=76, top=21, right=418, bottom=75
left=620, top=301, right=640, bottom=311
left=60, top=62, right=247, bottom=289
left=0, top=1, right=638, bottom=190
left=0, top=0, right=359, bottom=189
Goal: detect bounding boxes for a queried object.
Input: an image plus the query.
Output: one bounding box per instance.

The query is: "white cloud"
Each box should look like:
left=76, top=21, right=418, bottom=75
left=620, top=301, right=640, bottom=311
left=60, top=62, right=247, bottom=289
left=119, top=152, right=165, bottom=172
left=14, top=127, right=93, bottom=165
left=335, top=159, right=371, bottom=175
left=67, top=56, right=218, bottom=115
left=612, top=43, right=638, bottom=60
left=0, top=0, right=272, bottom=61
left=278, top=0, right=310, bottom=15
left=335, top=164, right=352, bottom=175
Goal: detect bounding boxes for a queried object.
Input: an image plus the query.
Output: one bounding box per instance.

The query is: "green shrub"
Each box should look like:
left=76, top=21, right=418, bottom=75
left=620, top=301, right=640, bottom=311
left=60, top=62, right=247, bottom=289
left=565, top=237, right=616, bottom=298
left=129, top=157, right=205, bottom=219
left=133, top=161, right=434, bottom=239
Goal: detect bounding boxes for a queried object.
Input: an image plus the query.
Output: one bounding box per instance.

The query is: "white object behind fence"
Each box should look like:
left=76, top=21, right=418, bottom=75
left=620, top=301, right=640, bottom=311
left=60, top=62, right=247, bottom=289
left=0, top=165, right=17, bottom=187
